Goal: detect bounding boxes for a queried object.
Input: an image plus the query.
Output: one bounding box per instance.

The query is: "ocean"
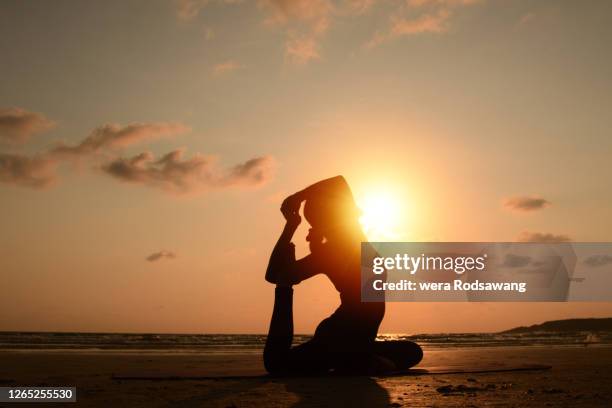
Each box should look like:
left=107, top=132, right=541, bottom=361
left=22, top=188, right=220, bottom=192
left=1, top=331, right=610, bottom=353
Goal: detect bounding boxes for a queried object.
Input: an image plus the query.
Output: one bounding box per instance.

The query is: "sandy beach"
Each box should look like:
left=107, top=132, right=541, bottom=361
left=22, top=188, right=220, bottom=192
left=2, top=345, right=611, bottom=407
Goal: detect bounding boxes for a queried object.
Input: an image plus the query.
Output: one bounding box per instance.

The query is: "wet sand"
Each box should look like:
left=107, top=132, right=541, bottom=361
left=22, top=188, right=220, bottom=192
left=1, top=346, right=611, bottom=407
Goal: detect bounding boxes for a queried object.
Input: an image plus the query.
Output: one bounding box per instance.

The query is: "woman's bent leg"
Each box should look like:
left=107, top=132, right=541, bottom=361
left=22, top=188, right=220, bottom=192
left=263, top=286, right=294, bottom=375
left=263, top=287, right=331, bottom=376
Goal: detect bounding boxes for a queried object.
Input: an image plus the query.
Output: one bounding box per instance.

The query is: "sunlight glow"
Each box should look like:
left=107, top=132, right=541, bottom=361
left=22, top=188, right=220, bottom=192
left=358, top=190, right=404, bottom=241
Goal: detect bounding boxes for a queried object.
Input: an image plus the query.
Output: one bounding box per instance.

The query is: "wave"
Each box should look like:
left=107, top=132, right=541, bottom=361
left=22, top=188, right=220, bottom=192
left=0, top=331, right=610, bottom=351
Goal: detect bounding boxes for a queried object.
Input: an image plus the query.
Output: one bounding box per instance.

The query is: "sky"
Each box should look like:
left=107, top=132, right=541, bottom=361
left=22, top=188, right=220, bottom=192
left=1, top=0, right=611, bottom=334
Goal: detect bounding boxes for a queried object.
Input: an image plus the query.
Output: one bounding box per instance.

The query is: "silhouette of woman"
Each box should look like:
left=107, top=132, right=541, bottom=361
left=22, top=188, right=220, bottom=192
left=264, top=176, right=422, bottom=376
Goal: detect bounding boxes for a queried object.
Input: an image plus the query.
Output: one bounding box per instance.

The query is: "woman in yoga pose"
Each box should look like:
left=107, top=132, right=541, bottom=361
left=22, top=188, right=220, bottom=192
left=264, top=176, right=422, bottom=376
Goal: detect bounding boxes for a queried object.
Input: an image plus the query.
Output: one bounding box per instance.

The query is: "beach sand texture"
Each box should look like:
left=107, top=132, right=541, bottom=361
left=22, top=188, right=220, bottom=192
left=1, top=346, right=611, bottom=407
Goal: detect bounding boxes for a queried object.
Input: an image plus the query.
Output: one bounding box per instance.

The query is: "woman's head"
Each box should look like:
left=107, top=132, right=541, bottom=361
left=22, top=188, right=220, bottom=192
left=300, top=176, right=362, bottom=237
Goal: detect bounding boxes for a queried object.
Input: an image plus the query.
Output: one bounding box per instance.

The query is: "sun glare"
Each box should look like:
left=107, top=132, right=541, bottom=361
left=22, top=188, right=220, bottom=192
left=358, top=191, right=403, bottom=241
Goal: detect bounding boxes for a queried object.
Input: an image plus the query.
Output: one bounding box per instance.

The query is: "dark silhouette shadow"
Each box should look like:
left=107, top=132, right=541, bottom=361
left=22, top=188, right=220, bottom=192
left=175, top=375, right=390, bottom=408
left=281, top=376, right=390, bottom=408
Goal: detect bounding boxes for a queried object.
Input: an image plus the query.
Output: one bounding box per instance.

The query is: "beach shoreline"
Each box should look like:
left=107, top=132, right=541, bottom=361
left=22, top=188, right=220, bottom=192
left=2, top=345, right=610, bottom=407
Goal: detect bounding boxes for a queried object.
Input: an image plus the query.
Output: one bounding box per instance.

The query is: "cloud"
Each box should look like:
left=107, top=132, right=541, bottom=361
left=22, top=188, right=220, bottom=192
left=392, top=8, right=450, bottom=33
left=0, top=107, right=55, bottom=144
left=517, top=231, right=572, bottom=243
left=260, top=0, right=333, bottom=32
left=178, top=0, right=482, bottom=60
left=365, top=9, right=451, bottom=48
left=176, top=0, right=210, bottom=21
left=212, top=60, right=241, bottom=76
left=583, top=255, right=612, bottom=268
left=178, top=0, right=340, bottom=64
left=176, top=0, right=242, bottom=21
left=365, top=0, right=481, bottom=48
left=503, top=196, right=551, bottom=212
left=102, top=149, right=275, bottom=194
left=146, top=250, right=177, bottom=262
left=52, top=122, right=189, bottom=157
left=285, top=35, right=320, bottom=64
left=259, top=0, right=333, bottom=64
left=177, top=1, right=329, bottom=64
left=227, top=156, right=275, bottom=185
left=0, top=153, right=59, bottom=189
left=0, top=116, right=275, bottom=195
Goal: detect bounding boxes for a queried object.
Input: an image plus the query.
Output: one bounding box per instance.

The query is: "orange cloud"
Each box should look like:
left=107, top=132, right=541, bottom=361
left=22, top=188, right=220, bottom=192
left=285, top=35, right=320, bottom=64
left=52, top=122, right=190, bottom=157
left=102, top=149, right=275, bottom=194
left=0, top=153, right=59, bottom=189
left=146, top=250, right=177, bottom=262
left=0, top=107, right=55, bottom=144
left=176, top=0, right=207, bottom=21
left=176, top=0, right=244, bottom=21
left=365, top=0, right=481, bottom=48
left=176, top=0, right=483, bottom=61
left=517, top=231, right=572, bottom=243
left=391, top=8, right=450, bottom=35
left=212, top=60, right=241, bottom=76
left=0, top=114, right=276, bottom=195
left=504, top=196, right=551, bottom=212
left=177, top=0, right=331, bottom=64
left=260, top=0, right=333, bottom=32
left=259, top=0, right=333, bottom=65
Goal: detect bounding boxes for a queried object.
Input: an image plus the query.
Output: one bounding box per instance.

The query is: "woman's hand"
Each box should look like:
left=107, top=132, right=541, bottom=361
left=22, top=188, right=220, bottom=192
left=281, top=194, right=302, bottom=228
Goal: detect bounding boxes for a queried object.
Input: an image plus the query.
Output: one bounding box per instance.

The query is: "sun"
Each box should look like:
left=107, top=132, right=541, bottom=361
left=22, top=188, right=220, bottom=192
left=357, top=191, right=403, bottom=241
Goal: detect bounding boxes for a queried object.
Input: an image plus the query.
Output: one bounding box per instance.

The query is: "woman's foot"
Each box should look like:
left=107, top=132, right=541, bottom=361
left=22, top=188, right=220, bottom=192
left=373, top=341, right=423, bottom=370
